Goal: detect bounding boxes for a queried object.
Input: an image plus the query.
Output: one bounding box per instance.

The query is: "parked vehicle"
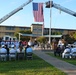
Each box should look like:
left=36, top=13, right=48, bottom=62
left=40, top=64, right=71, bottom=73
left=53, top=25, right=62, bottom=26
left=2, top=35, right=17, bottom=41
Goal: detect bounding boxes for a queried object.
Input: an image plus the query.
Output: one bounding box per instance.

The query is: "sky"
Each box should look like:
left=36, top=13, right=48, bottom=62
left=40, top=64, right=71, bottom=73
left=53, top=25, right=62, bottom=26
left=0, top=0, right=76, bottom=29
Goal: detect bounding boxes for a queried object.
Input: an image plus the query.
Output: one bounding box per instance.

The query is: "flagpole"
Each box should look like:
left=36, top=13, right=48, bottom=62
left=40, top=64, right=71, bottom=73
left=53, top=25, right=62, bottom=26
left=19, top=33, right=21, bottom=42
left=49, top=0, right=52, bottom=44
left=42, top=3, right=44, bottom=36
left=42, top=22, right=44, bottom=36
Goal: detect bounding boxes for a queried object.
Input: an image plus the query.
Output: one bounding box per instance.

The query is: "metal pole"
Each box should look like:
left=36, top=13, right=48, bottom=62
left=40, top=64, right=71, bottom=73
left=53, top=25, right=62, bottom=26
left=19, top=33, right=21, bottom=42
left=42, top=23, right=44, bottom=36
left=49, top=0, right=52, bottom=44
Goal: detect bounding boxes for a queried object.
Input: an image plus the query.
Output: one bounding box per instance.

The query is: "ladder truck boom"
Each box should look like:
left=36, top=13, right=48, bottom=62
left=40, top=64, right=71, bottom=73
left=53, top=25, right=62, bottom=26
left=0, top=0, right=33, bottom=24
left=45, top=1, right=76, bottom=17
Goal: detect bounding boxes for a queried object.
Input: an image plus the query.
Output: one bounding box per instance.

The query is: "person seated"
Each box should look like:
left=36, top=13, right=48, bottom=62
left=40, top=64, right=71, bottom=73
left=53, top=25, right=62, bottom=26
left=9, top=45, right=16, bottom=53
left=62, top=46, right=71, bottom=58
left=54, top=45, right=61, bottom=56
left=16, top=45, right=25, bottom=60
left=70, top=47, right=76, bottom=58
left=9, top=45, right=17, bottom=60
left=0, top=45, right=7, bottom=61
left=17, top=45, right=24, bottom=53
left=25, top=45, right=33, bottom=59
left=5, top=44, right=9, bottom=61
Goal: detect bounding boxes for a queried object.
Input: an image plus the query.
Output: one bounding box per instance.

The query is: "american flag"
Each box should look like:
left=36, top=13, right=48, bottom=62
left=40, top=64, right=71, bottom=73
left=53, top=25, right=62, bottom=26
left=33, top=3, right=44, bottom=22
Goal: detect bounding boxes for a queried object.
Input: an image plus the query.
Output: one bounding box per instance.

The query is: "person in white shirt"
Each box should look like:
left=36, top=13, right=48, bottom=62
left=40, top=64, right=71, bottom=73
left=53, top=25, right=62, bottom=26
left=9, top=45, right=17, bottom=60
left=62, top=46, right=71, bottom=58
left=16, top=46, right=25, bottom=60
left=16, top=46, right=24, bottom=53
left=26, top=45, right=33, bottom=53
left=28, top=40, right=33, bottom=47
left=9, top=45, right=16, bottom=53
left=33, top=39, right=39, bottom=50
left=58, top=39, right=63, bottom=46
left=0, top=45, right=7, bottom=61
left=25, top=45, right=33, bottom=59
left=71, top=47, right=76, bottom=53
left=0, top=45, right=7, bottom=53
left=70, top=47, right=76, bottom=58
left=14, top=41, right=19, bottom=49
left=1, top=40, right=5, bottom=45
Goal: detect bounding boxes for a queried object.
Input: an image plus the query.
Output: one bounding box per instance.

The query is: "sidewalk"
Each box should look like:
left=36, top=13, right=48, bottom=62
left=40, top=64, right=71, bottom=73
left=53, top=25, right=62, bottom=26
left=33, top=50, right=76, bottom=75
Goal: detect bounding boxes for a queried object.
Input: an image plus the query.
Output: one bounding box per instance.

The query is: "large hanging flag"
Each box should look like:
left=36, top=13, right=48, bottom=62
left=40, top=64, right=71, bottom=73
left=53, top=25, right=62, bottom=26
left=33, top=3, right=44, bottom=22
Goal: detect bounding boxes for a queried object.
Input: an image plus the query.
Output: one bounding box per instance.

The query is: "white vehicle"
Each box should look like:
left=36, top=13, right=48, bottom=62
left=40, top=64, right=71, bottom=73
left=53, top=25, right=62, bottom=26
left=2, top=35, right=17, bottom=41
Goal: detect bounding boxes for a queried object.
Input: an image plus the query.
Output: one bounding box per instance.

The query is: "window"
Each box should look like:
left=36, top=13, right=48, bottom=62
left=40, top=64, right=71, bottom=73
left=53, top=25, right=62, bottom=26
left=6, top=27, right=15, bottom=30
left=5, top=32, right=14, bottom=36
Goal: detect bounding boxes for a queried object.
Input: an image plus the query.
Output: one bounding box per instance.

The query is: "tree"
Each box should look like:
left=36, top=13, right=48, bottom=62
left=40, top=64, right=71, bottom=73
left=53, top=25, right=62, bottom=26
left=72, top=32, right=76, bottom=40
left=52, top=31, right=62, bottom=35
left=36, top=36, right=46, bottom=43
left=63, top=34, right=75, bottom=44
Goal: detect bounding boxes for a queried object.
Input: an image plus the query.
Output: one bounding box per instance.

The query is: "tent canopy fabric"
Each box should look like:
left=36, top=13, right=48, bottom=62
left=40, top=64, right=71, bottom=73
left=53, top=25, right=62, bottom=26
left=43, top=35, right=62, bottom=38
left=20, top=33, right=62, bottom=38
left=20, top=33, right=36, bottom=37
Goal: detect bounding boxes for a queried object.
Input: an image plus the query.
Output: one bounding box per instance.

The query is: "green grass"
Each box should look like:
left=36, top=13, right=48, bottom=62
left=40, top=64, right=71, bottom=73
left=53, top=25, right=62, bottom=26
left=0, top=54, right=66, bottom=75
left=46, top=52, right=76, bottom=66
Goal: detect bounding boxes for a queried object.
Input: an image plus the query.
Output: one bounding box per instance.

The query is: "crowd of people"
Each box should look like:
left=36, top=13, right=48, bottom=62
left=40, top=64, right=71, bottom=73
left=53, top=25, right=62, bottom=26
left=0, top=38, right=76, bottom=61
left=53, top=39, right=76, bottom=58
left=0, top=40, right=34, bottom=61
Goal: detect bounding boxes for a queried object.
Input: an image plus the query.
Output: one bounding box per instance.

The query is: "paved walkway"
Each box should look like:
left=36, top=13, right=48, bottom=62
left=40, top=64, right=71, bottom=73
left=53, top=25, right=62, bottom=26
left=33, top=50, right=76, bottom=75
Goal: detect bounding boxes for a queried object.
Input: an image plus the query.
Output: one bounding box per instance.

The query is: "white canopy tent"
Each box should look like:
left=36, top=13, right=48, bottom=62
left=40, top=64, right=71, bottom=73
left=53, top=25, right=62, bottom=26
left=18, top=33, right=62, bottom=42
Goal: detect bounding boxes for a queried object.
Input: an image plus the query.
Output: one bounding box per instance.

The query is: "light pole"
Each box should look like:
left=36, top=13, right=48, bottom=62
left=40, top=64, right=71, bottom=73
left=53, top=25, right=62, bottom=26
left=19, top=33, right=21, bottom=42
left=49, top=0, right=52, bottom=44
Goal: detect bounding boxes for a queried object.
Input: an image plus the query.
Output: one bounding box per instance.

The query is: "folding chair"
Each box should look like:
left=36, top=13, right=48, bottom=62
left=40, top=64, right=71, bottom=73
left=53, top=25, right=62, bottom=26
left=0, top=53, right=7, bottom=61
left=64, top=52, right=71, bottom=58
left=71, top=52, right=76, bottom=58
left=9, top=53, right=16, bottom=61
left=17, top=53, right=25, bottom=60
left=26, top=52, right=33, bottom=60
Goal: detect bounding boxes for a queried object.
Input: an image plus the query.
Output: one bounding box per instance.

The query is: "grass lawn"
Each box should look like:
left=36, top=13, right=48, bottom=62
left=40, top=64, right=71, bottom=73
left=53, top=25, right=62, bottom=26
left=0, top=54, right=66, bottom=75
left=46, top=52, right=76, bottom=66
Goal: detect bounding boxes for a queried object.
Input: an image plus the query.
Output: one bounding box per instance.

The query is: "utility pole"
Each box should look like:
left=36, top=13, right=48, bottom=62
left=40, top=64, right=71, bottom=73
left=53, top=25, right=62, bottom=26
left=19, top=33, right=21, bottom=42
left=49, top=0, right=52, bottom=44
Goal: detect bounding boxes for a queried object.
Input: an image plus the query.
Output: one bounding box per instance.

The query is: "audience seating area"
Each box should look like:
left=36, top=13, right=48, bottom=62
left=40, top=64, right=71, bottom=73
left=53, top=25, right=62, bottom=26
left=0, top=52, right=33, bottom=61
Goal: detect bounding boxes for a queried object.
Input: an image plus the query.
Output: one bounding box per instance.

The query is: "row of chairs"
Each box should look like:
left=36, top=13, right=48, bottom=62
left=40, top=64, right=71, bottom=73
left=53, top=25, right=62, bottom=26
left=0, top=52, right=33, bottom=61
left=63, top=51, right=76, bottom=58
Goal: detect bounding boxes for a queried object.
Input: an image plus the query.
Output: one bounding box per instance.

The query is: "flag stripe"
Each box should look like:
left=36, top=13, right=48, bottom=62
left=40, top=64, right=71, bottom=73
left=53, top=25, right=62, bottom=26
left=33, top=3, right=44, bottom=22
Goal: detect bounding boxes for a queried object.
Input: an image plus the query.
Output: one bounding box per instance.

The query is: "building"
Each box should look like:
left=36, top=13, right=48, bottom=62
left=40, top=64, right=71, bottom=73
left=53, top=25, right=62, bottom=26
left=31, top=24, right=42, bottom=36
left=0, top=25, right=30, bottom=40
left=0, top=24, right=76, bottom=41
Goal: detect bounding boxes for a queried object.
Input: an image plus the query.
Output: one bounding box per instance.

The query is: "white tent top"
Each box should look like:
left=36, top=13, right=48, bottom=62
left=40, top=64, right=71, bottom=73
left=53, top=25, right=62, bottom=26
left=20, top=33, right=62, bottom=38
left=43, top=35, right=62, bottom=38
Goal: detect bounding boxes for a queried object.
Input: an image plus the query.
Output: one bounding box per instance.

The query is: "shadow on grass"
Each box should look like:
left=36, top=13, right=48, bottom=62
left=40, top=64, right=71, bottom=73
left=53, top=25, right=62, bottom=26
left=0, top=54, right=66, bottom=75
